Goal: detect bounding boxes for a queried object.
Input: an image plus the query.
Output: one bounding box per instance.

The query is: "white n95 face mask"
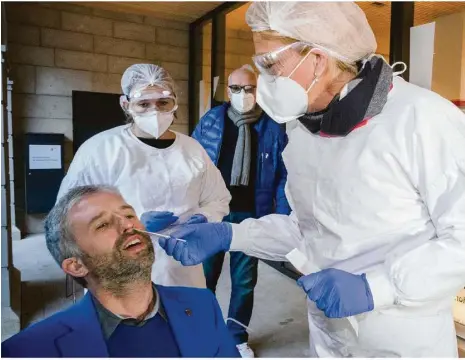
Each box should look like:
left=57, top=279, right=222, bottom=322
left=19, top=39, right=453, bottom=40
left=133, top=111, right=174, bottom=139
left=230, top=92, right=256, bottom=113
left=256, top=49, right=318, bottom=124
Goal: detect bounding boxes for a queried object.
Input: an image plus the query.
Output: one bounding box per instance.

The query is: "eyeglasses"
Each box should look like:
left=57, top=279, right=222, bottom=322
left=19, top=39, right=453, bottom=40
left=228, top=85, right=256, bottom=94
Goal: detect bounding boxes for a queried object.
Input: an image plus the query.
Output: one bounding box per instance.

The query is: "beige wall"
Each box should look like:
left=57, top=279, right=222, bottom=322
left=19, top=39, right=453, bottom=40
left=431, top=11, right=465, bottom=101
left=5, top=2, right=190, bottom=234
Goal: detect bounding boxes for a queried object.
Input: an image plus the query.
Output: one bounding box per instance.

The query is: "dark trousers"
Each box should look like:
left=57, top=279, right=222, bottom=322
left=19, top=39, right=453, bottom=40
left=203, top=212, right=258, bottom=344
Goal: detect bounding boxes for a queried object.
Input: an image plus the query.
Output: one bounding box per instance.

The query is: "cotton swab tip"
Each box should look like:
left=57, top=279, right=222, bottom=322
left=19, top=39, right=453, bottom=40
left=135, top=229, right=187, bottom=243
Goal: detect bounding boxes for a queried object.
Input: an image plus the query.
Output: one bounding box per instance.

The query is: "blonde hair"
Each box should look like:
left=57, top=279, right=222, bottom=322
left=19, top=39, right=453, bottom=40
left=254, top=30, right=358, bottom=76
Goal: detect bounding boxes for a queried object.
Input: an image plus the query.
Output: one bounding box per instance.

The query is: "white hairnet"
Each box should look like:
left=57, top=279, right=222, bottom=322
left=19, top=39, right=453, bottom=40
left=246, top=2, right=377, bottom=63
left=121, top=64, right=177, bottom=99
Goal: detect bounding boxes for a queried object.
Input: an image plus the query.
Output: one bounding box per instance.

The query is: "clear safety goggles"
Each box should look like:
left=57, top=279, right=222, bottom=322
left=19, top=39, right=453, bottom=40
left=252, top=42, right=312, bottom=78
left=128, top=93, right=178, bottom=115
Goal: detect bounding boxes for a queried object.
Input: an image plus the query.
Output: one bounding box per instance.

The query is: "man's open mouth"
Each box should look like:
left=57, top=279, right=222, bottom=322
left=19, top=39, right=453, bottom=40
left=122, top=235, right=146, bottom=251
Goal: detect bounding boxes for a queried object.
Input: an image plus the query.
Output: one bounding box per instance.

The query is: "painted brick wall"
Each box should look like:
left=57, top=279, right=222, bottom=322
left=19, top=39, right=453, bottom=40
left=5, top=2, right=190, bottom=234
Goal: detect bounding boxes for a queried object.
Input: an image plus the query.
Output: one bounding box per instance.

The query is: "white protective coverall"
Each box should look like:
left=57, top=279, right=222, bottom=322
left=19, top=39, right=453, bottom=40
left=57, top=125, right=231, bottom=288
left=230, top=76, right=465, bottom=357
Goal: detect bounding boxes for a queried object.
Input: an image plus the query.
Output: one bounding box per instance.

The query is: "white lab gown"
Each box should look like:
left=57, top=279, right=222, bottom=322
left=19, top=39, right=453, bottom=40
left=231, top=77, right=465, bottom=357
left=57, top=125, right=231, bottom=288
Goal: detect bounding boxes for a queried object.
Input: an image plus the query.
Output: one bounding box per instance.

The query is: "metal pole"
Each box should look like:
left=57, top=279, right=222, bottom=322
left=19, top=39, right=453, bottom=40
left=390, top=2, right=414, bottom=80
left=188, top=24, right=203, bottom=134
left=211, top=12, right=226, bottom=107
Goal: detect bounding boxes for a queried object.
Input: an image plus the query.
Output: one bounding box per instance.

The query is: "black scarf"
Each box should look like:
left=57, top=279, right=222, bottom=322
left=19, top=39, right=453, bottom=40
left=299, top=56, right=393, bottom=136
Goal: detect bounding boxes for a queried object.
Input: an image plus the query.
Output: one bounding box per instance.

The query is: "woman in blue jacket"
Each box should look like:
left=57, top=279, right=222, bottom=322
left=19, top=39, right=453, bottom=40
left=192, top=65, right=290, bottom=358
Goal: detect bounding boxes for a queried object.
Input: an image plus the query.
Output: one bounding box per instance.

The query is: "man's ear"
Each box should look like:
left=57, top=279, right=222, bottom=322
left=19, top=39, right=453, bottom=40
left=62, top=257, right=89, bottom=280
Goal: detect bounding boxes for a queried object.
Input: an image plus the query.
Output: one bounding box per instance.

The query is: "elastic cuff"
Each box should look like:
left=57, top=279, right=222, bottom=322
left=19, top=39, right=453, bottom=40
left=365, top=269, right=397, bottom=310
left=230, top=223, right=250, bottom=253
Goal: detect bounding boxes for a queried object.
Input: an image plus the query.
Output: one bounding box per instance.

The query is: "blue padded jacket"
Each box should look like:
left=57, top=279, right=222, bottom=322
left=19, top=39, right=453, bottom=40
left=192, top=103, right=291, bottom=217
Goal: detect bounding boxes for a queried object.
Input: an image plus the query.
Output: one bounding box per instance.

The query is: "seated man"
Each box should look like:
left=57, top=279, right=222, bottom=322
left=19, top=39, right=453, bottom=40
left=2, top=185, right=240, bottom=358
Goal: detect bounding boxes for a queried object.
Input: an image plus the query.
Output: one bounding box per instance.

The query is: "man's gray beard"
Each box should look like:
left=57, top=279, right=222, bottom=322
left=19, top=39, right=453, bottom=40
left=82, top=232, right=154, bottom=296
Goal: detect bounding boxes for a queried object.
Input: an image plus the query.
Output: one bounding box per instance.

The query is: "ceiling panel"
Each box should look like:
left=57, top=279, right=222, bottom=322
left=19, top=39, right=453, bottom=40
left=76, top=1, right=465, bottom=26
left=226, top=2, right=465, bottom=57
left=75, top=1, right=223, bottom=22
left=413, top=1, right=465, bottom=25
left=226, top=2, right=251, bottom=30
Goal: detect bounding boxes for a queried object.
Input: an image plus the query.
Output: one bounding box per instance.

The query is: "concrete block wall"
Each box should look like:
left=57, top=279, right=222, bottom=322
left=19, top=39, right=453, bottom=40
left=5, top=2, right=190, bottom=234
left=225, top=29, right=255, bottom=75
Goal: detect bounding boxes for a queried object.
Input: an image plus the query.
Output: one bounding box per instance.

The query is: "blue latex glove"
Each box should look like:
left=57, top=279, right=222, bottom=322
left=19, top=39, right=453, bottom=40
left=297, top=268, right=374, bottom=318
left=158, top=222, right=232, bottom=266
left=140, top=211, right=179, bottom=233
left=185, top=214, right=208, bottom=225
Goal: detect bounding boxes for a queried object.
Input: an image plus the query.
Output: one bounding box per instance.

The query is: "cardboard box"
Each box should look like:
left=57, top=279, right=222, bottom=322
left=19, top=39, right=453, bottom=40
left=455, top=288, right=465, bottom=327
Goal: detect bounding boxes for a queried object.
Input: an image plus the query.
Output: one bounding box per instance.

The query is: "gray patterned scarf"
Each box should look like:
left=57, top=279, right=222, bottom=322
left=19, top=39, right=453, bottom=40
left=227, top=104, right=262, bottom=186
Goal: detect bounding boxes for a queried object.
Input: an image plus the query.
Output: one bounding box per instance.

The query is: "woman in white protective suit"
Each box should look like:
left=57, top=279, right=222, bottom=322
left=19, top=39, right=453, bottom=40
left=152, top=2, right=465, bottom=357
left=56, top=64, right=231, bottom=288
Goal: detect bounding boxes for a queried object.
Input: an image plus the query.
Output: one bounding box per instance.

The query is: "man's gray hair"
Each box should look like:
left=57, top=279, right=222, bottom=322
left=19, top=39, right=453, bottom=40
left=45, top=185, right=121, bottom=268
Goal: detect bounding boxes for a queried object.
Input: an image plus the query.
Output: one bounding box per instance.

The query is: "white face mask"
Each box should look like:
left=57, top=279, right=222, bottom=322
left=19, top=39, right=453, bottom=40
left=133, top=111, right=174, bottom=139
left=230, top=91, right=256, bottom=113
left=256, top=49, right=318, bottom=124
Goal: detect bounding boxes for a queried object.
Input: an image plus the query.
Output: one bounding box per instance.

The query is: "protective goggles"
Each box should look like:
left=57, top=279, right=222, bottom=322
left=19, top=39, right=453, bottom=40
left=252, top=42, right=312, bottom=77
left=127, top=93, right=178, bottom=115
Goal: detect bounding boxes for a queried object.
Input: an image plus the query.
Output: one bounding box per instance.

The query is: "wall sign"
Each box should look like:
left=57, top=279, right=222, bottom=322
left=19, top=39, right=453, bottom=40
left=29, top=145, right=62, bottom=170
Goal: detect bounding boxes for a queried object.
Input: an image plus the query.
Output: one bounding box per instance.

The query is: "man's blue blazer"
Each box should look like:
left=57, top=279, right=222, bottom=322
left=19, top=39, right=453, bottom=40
left=2, top=285, right=240, bottom=358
